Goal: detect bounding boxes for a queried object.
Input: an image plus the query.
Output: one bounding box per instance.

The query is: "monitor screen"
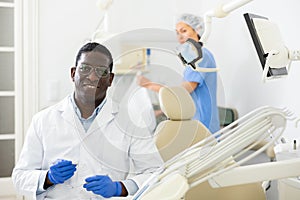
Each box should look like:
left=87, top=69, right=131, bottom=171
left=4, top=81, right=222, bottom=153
left=243, top=13, right=288, bottom=78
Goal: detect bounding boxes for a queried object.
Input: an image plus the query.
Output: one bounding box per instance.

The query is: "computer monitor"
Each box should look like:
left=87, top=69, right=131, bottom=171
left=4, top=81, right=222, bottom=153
left=244, top=13, right=289, bottom=78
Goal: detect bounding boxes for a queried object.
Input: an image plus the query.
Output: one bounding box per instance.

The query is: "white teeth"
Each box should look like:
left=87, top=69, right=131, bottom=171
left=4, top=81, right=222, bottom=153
left=85, top=85, right=96, bottom=88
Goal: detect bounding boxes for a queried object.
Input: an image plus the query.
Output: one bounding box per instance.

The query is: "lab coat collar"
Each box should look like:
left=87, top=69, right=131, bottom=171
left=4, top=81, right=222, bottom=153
left=52, top=96, right=76, bottom=126
left=53, top=94, right=121, bottom=134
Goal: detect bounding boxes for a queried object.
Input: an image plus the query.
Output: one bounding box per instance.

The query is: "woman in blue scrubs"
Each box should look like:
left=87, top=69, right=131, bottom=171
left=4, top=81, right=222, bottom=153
left=137, top=13, right=220, bottom=133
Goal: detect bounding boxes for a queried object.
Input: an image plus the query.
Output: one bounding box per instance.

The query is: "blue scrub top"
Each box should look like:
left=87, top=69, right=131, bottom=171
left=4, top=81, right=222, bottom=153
left=183, top=47, right=220, bottom=133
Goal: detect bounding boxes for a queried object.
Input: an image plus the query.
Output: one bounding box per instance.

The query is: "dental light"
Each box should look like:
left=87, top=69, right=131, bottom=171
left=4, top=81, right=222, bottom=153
left=198, top=0, right=300, bottom=81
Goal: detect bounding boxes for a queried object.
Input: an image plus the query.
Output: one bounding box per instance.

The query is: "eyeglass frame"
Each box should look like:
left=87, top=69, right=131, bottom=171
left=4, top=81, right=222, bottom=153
left=76, top=63, right=111, bottom=78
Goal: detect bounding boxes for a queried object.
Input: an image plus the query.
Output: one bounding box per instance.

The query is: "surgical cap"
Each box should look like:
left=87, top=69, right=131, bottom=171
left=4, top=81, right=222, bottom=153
left=176, top=13, right=204, bottom=37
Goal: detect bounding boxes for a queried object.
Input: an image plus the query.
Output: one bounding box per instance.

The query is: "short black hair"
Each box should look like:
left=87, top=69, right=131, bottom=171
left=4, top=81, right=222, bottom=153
left=75, top=42, right=113, bottom=72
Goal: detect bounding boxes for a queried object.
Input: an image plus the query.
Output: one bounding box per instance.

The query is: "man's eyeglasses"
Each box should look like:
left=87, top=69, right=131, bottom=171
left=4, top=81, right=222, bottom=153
left=77, top=64, right=110, bottom=78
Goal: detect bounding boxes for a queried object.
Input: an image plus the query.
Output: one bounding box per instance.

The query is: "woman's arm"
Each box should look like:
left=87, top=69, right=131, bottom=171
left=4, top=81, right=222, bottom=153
left=137, top=75, right=198, bottom=94
left=136, top=75, right=163, bottom=93
left=181, top=81, right=198, bottom=93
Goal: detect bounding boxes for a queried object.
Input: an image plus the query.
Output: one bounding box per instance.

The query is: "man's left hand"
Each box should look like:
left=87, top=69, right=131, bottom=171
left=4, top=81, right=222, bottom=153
left=83, top=175, right=122, bottom=198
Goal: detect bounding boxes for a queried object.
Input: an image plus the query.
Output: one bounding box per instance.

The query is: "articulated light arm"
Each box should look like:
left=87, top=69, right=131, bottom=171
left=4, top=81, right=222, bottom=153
left=92, top=0, right=114, bottom=41
left=188, top=0, right=254, bottom=73
left=200, top=0, right=254, bottom=44
left=248, top=15, right=300, bottom=82
left=289, top=50, right=300, bottom=61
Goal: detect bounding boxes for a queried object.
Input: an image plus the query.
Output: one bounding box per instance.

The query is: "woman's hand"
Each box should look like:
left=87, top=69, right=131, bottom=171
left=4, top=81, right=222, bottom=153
left=136, top=75, right=151, bottom=87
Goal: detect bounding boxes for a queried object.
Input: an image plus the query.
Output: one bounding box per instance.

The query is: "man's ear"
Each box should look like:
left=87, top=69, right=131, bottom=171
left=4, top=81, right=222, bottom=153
left=109, top=73, right=114, bottom=86
left=71, top=67, right=76, bottom=81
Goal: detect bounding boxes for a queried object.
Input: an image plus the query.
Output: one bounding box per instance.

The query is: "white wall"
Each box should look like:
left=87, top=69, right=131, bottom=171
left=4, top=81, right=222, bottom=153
left=38, top=0, right=300, bottom=140
left=205, top=0, right=300, bottom=140
left=38, top=0, right=102, bottom=109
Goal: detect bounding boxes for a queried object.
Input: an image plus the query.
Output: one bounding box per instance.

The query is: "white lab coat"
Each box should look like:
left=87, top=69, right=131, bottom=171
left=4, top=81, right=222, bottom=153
left=12, top=95, right=163, bottom=200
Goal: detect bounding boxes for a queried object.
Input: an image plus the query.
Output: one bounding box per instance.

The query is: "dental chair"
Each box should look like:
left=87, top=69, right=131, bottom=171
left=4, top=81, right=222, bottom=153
left=132, top=97, right=298, bottom=200
left=154, top=86, right=211, bottom=162
left=153, top=86, right=266, bottom=200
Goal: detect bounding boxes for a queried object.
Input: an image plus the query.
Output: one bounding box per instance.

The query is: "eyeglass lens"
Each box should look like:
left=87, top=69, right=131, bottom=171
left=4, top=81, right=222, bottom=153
left=78, top=64, right=109, bottom=77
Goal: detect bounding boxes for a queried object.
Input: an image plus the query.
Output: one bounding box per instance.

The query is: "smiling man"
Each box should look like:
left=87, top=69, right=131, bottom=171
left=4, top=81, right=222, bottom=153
left=12, top=42, right=163, bottom=199
left=71, top=43, right=114, bottom=120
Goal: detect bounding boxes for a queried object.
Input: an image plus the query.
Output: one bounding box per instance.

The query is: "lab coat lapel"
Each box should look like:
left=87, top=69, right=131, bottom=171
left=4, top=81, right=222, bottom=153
left=87, top=98, right=119, bottom=134
left=56, top=96, right=85, bottom=133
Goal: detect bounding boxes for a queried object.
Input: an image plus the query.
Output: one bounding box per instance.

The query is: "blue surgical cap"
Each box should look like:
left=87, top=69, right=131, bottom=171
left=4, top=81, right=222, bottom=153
left=176, top=13, right=204, bottom=37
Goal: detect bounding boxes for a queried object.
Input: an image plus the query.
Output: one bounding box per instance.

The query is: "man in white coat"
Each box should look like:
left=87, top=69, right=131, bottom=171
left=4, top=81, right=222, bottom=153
left=12, top=42, right=164, bottom=199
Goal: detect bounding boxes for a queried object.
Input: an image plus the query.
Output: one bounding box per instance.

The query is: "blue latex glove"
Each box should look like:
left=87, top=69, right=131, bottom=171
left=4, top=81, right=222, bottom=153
left=47, top=159, right=77, bottom=184
left=83, top=175, right=122, bottom=198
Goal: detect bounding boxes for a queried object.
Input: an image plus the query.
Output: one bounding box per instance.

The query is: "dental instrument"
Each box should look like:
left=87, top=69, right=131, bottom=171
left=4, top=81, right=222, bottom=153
left=131, top=106, right=300, bottom=199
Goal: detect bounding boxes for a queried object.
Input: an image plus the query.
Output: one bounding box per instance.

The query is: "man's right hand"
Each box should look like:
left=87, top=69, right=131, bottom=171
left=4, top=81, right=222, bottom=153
left=47, top=159, right=77, bottom=185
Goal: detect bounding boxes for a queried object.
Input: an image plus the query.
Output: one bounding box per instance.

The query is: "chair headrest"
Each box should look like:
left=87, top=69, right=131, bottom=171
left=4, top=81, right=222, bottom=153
left=159, top=86, right=195, bottom=120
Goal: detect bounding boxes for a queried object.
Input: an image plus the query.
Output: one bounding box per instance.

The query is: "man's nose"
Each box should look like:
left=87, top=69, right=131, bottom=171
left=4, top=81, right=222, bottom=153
left=87, top=69, right=99, bottom=81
